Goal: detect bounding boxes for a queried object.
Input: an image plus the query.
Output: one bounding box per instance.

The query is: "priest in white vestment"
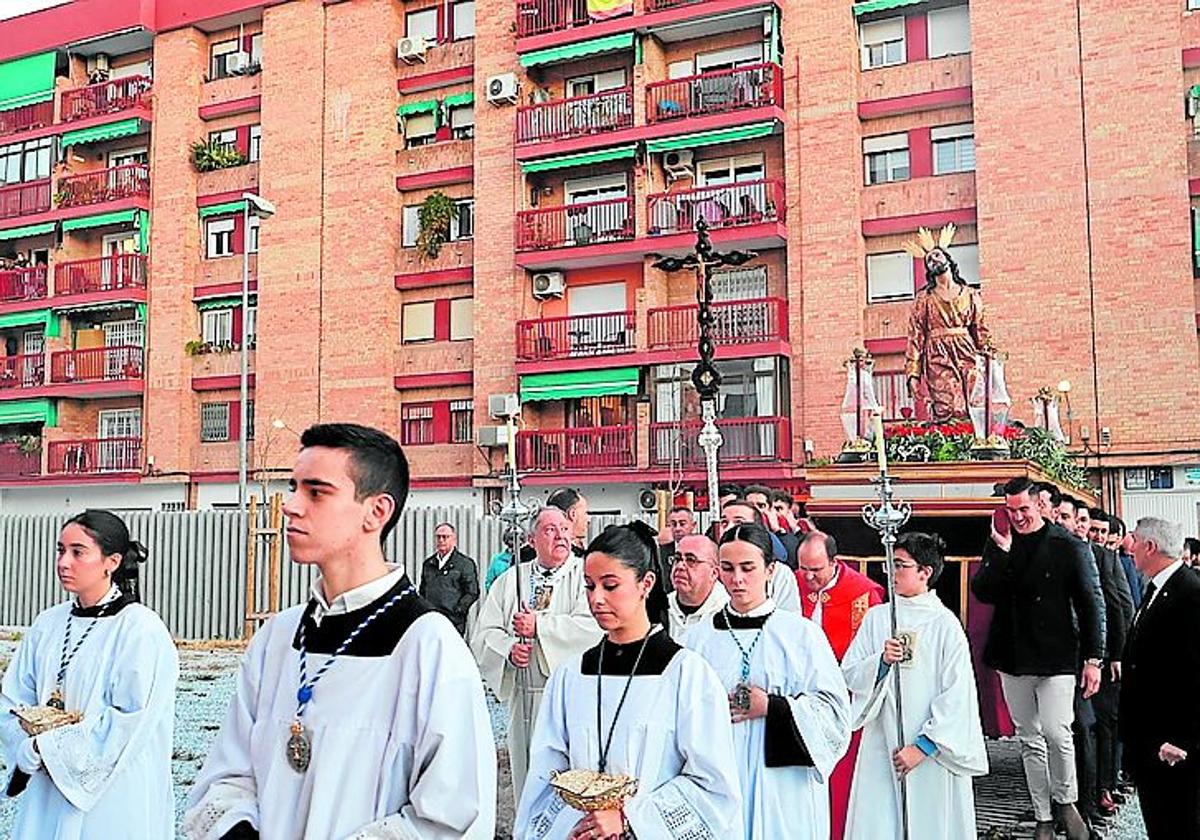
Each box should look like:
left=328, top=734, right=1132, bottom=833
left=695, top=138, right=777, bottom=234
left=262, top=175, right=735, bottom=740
left=842, top=531, right=988, bottom=839
left=471, top=506, right=601, bottom=807
left=665, top=535, right=729, bottom=643
left=684, top=523, right=851, bottom=840
left=184, top=423, right=496, bottom=840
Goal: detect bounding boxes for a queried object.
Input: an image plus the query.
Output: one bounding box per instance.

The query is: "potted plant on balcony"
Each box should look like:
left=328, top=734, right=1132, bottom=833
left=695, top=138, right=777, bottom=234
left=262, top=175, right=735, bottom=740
left=15, top=434, right=40, bottom=456
left=416, top=191, right=458, bottom=260
left=191, top=140, right=248, bottom=173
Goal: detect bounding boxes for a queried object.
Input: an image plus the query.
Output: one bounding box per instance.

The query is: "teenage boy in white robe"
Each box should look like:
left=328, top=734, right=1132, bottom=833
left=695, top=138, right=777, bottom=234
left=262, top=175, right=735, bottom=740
left=0, top=510, right=178, bottom=840
left=842, top=531, right=988, bottom=839
left=183, top=423, right=496, bottom=840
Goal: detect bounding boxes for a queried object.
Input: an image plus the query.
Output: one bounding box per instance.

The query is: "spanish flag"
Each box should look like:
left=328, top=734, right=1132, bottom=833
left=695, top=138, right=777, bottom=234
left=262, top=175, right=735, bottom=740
left=587, top=0, right=632, bottom=22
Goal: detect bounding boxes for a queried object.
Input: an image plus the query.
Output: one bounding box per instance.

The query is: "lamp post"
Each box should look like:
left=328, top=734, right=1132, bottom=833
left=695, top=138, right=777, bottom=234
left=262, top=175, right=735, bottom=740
left=652, top=219, right=755, bottom=514
left=239, top=192, right=275, bottom=510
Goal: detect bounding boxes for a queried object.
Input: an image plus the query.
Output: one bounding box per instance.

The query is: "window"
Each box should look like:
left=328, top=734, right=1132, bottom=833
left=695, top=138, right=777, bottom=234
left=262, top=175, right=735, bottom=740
left=696, top=153, right=764, bottom=186
left=0, top=137, right=52, bottom=184
left=450, top=297, right=473, bottom=340
left=406, top=8, right=439, bottom=42
left=402, top=301, right=435, bottom=343
left=401, top=404, right=435, bottom=445
left=860, top=17, right=905, bottom=69
left=402, top=205, right=420, bottom=247
left=404, top=112, right=436, bottom=148
left=452, top=0, right=475, bottom=39
left=202, top=308, right=235, bottom=346
left=932, top=123, right=975, bottom=174
left=209, top=39, right=243, bottom=80
left=245, top=304, right=258, bottom=347
left=249, top=32, right=264, bottom=66
left=200, top=403, right=231, bottom=442
left=866, top=252, right=914, bottom=302
left=927, top=5, right=971, bottom=58
left=245, top=400, right=255, bottom=440
left=449, top=104, right=474, bottom=140
left=205, top=218, right=236, bottom=259
left=450, top=399, right=473, bottom=443
left=247, top=215, right=260, bottom=254
left=209, top=128, right=237, bottom=152
left=1149, top=467, right=1175, bottom=489
left=694, top=43, right=763, bottom=73
left=248, top=124, right=262, bottom=162
left=451, top=199, right=474, bottom=240
left=947, top=243, right=980, bottom=286
left=863, top=133, right=910, bottom=185
left=566, top=69, right=626, bottom=98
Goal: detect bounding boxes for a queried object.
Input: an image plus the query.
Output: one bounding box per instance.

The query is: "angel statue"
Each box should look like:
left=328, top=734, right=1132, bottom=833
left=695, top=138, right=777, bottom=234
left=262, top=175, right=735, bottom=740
left=902, top=223, right=993, bottom=422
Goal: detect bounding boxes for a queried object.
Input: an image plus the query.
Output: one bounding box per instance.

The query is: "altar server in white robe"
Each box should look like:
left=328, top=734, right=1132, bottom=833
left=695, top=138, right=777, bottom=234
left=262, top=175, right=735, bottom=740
left=0, top=509, right=178, bottom=840
left=685, top=522, right=851, bottom=840
left=516, top=522, right=742, bottom=840
left=842, top=531, right=987, bottom=839
left=665, top=535, right=729, bottom=643
left=184, top=423, right=495, bottom=840
left=471, top=506, right=601, bottom=806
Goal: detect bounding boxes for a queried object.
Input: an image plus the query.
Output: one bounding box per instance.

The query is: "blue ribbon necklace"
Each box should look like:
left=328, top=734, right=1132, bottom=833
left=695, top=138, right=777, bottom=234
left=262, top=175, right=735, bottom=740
left=286, top=584, right=413, bottom=773
left=725, top=607, right=771, bottom=712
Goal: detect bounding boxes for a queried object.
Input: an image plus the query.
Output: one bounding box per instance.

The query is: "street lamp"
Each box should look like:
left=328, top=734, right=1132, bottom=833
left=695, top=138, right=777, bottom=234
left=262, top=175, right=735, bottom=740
left=239, top=192, right=275, bottom=510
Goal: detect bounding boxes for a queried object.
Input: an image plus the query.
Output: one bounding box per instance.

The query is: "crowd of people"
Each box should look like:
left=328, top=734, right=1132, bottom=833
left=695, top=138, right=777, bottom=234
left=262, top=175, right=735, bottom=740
left=0, top=422, right=1197, bottom=840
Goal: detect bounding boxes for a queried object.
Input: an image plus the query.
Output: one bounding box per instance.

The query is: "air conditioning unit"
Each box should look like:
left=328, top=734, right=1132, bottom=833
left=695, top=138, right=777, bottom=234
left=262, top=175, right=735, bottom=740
left=397, top=37, right=430, bottom=64
left=226, top=51, right=252, bottom=73
left=531, top=271, right=565, bottom=299
left=477, top=425, right=511, bottom=448
left=638, top=489, right=659, bottom=512
left=488, top=392, right=520, bottom=419
left=664, top=149, right=694, bottom=180
left=487, top=73, right=519, bottom=105
left=86, top=53, right=111, bottom=77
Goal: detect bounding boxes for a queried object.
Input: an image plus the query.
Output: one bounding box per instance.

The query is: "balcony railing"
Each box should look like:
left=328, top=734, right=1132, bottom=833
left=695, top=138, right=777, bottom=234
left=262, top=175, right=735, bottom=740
left=55, top=254, right=148, bottom=297
left=647, top=0, right=705, bottom=8
left=0, top=100, right=54, bottom=137
left=648, top=297, right=787, bottom=350
left=649, top=416, right=791, bottom=465
left=47, top=437, right=142, bottom=474
left=516, top=88, right=634, bottom=144
left=0, top=354, right=45, bottom=390
left=516, top=0, right=633, bottom=38
left=49, top=345, right=144, bottom=384
left=0, top=179, right=51, bottom=219
left=647, top=179, right=784, bottom=236
left=517, top=197, right=634, bottom=250
left=0, top=442, right=40, bottom=478
left=60, top=75, right=152, bottom=123
left=518, top=425, right=636, bottom=472
left=516, top=310, right=635, bottom=360
left=0, top=265, right=48, bottom=303
left=56, top=164, right=150, bottom=209
left=647, top=63, right=782, bottom=123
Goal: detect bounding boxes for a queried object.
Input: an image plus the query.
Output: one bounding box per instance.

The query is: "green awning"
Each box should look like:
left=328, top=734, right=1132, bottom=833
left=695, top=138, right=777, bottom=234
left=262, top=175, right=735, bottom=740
left=396, top=99, right=438, bottom=117
left=196, top=295, right=254, bottom=310
left=520, top=367, right=639, bottom=402
left=1193, top=208, right=1200, bottom=270
left=521, top=144, right=637, bottom=174
left=0, top=309, right=54, bottom=334
left=198, top=200, right=246, bottom=219
left=1191, top=84, right=1200, bottom=99
left=62, top=209, right=138, bottom=232
left=853, top=0, right=925, bottom=17
left=0, top=398, right=56, bottom=427
left=520, top=33, right=635, bottom=69
left=136, top=209, right=149, bottom=254
left=61, top=117, right=145, bottom=148
left=646, top=122, right=776, bottom=154
left=442, top=91, right=474, bottom=108
left=0, top=52, right=56, bottom=112
left=136, top=302, right=147, bottom=323
left=0, top=222, right=55, bottom=241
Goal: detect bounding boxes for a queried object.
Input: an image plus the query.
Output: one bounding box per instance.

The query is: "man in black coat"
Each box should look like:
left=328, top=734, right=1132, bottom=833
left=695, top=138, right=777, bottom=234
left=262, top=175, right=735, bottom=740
left=418, top=522, right=479, bottom=635
left=972, top=477, right=1106, bottom=840
left=1120, top=516, right=1200, bottom=839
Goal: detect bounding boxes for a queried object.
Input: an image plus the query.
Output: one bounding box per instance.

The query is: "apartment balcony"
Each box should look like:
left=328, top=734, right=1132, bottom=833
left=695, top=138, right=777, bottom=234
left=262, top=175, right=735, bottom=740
left=516, top=310, right=635, bottom=361
left=0, top=354, right=46, bottom=392
left=516, top=87, right=634, bottom=144
left=516, top=197, right=634, bottom=251
left=647, top=297, right=788, bottom=355
left=0, top=442, right=40, bottom=479
left=518, top=425, right=637, bottom=472
left=0, top=179, right=51, bottom=220
left=47, top=437, right=142, bottom=475
left=60, top=75, right=152, bottom=123
left=0, top=265, right=48, bottom=305
left=649, top=415, right=791, bottom=466
left=0, top=100, right=54, bottom=138
left=646, top=63, right=782, bottom=124
left=648, top=179, right=784, bottom=236
left=56, top=164, right=150, bottom=210
left=54, top=254, right=148, bottom=302
left=515, top=0, right=616, bottom=38
left=49, top=346, right=144, bottom=386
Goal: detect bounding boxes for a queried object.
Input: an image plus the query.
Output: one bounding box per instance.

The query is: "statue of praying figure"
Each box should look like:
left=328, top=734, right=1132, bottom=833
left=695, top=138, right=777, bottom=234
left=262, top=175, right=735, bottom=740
left=903, top=224, right=992, bottom=422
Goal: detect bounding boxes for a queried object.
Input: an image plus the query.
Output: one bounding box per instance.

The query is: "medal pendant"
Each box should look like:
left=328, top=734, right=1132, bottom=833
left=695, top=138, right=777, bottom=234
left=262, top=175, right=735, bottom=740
left=47, top=688, right=65, bottom=711
left=733, top=682, right=752, bottom=712
left=286, top=720, right=312, bottom=773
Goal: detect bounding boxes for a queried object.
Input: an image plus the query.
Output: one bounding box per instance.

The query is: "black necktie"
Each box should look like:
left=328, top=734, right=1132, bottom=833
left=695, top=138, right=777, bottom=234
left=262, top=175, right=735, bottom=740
left=1135, top=581, right=1157, bottom=625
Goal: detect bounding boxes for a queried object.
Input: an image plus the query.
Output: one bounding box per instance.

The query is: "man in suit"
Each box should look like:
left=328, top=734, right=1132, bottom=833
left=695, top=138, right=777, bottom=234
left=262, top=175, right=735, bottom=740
left=1120, top=516, right=1200, bottom=839
left=418, top=522, right=480, bottom=635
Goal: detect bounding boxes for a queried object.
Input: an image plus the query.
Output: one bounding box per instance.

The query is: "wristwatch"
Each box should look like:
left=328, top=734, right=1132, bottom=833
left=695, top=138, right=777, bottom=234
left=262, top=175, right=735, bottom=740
left=1084, top=658, right=1102, bottom=669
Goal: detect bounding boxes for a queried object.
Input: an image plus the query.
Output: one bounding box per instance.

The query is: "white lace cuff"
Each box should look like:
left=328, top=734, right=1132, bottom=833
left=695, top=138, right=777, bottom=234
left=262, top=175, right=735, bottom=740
left=16, top=738, right=41, bottom=774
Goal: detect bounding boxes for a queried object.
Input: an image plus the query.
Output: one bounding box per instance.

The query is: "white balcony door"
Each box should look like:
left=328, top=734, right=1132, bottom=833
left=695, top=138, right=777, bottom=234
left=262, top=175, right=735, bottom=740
left=103, top=319, right=143, bottom=379
left=564, top=174, right=628, bottom=245
left=102, top=232, right=137, bottom=288
left=711, top=266, right=770, bottom=342
left=566, top=282, right=626, bottom=353
left=98, top=408, right=141, bottom=471
left=21, top=331, right=42, bottom=387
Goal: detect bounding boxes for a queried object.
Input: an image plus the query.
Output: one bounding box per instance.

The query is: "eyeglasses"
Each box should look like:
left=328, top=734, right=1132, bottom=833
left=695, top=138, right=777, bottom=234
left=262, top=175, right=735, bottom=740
left=670, top=553, right=713, bottom=569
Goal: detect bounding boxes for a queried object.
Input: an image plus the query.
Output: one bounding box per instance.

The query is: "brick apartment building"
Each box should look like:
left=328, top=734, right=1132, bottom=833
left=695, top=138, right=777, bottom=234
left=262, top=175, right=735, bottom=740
left=0, top=0, right=1198, bottom=524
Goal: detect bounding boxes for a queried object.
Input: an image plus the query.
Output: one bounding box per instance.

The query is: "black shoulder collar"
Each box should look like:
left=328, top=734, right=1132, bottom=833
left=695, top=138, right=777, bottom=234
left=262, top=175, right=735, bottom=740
left=292, top=574, right=437, bottom=656
left=71, top=592, right=134, bottom=618
left=580, top=628, right=681, bottom=676
left=713, top=609, right=771, bottom=630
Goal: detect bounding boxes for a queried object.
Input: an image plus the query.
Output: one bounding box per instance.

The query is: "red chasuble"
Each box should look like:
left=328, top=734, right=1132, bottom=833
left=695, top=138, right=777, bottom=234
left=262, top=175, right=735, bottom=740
left=797, top=562, right=884, bottom=840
